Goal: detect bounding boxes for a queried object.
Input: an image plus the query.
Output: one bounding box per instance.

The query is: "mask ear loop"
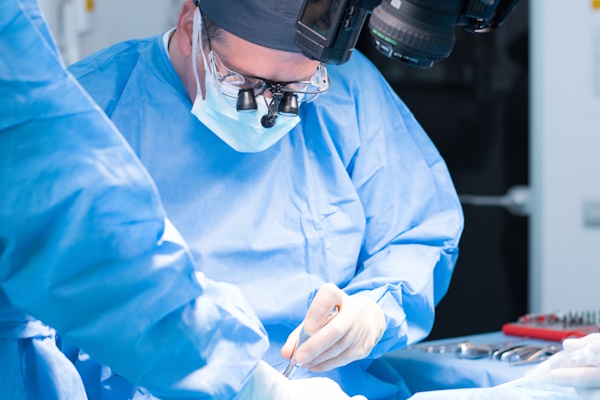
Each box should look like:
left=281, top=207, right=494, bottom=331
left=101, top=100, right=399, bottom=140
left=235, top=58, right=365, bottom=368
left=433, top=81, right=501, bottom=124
left=191, top=7, right=214, bottom=102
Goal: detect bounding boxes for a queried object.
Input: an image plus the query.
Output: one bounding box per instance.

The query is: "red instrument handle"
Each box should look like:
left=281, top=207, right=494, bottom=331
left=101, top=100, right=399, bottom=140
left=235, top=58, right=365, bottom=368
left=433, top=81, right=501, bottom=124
left=502, top=323, right=599, bottom=341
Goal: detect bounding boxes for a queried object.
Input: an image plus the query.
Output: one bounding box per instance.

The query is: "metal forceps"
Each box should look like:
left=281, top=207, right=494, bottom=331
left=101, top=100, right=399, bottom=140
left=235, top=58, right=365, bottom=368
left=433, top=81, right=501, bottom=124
left=509, top=344, right=562, bottom=366
left=283, top=306, right=339, bottom=379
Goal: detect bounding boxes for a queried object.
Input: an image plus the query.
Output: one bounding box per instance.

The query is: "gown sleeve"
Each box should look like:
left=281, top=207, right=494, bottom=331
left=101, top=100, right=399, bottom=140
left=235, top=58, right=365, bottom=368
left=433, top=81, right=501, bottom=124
left=333, top=54, right=464, bottom=358
left=0, top=1, right=268, bottom=398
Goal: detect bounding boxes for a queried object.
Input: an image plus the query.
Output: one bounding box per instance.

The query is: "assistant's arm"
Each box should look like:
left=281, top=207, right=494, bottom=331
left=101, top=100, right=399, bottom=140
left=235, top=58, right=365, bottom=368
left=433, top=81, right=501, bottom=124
left=0, top=2, right=267, bottom=399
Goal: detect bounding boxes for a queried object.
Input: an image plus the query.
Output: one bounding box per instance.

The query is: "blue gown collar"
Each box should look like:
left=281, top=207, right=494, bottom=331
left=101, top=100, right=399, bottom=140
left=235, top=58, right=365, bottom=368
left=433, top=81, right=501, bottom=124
left=155, top=31, right=189, bottom=103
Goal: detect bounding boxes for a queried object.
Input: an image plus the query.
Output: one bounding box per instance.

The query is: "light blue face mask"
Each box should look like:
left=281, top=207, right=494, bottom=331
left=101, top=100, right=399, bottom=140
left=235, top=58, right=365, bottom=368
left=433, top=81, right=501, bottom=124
left=190, top=8, right=301, bottom=153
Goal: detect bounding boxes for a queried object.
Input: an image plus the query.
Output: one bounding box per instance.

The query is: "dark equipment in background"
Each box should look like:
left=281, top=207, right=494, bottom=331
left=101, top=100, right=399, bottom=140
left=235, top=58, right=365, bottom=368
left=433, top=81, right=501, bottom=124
left=295, top=0, right=520, bottom=67
left=296, top=0, right=529, bottom=340
left=353, top=1, right=530, bottom=339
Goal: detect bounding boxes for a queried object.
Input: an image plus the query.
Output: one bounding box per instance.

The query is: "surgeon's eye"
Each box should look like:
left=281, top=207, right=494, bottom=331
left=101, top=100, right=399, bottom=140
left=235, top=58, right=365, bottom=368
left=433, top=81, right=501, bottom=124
left=221, top=73, right=244, bottom=84
left=283, top=82, right=309, bottom=92
left=221, top=74, right=263, bottom=90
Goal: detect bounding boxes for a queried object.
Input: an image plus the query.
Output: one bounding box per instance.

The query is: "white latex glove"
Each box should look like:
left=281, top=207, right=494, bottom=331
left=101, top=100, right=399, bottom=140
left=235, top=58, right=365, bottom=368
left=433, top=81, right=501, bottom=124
left=546, top=333, right=600, bottom=389
left=281, top=283, right=386, bottom=372
left=236, top=360, right=367, bottom=400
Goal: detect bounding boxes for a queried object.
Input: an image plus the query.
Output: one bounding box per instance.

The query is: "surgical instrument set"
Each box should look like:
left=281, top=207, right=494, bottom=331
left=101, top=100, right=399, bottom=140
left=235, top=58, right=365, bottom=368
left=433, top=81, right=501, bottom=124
left=502, top=310, right=600, bottom=341
left=409, top=339, right=562, bottom=366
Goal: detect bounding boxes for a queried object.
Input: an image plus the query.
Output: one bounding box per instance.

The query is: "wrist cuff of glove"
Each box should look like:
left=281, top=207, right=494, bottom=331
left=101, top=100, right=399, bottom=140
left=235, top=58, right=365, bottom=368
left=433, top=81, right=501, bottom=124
left=353, top=295, right=386, bottom=344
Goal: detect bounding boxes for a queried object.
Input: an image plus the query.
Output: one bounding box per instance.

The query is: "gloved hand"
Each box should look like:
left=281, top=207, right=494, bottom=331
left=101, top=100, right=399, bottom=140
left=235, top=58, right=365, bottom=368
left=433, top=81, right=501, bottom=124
left=281, top=283, right=386, bottom=372
left=236, top=360, right=367, bottom=400
left=545, top=333, right=600, bottom=389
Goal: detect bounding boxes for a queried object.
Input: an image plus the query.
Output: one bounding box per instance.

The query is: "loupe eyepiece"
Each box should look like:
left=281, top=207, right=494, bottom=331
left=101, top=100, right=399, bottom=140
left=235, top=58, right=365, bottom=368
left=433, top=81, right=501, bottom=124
left=278, top=93, right=299, bottom=117
left=236, top=88, right=258, bottom=112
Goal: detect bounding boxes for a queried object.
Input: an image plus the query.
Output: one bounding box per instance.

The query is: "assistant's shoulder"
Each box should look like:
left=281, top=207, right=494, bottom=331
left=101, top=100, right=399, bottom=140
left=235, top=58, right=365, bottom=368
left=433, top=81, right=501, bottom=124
left=68, top=37, right=158, bottom=115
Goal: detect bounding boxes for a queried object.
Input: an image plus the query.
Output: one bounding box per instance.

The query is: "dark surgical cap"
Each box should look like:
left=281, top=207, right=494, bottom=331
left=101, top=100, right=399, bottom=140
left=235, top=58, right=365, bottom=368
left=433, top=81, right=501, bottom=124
left=198, top=0, right=303, bottom=53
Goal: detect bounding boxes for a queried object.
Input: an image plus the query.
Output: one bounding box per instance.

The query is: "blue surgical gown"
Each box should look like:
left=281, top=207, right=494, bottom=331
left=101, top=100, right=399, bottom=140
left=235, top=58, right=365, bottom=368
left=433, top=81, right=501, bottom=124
left=69, top=31, right=464, bottom=399
left=0, top=1, right=268, bottom=399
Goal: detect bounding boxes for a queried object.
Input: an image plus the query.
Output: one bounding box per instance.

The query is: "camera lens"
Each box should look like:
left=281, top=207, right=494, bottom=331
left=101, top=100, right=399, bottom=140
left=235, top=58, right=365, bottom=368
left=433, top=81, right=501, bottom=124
left=368, top=0, right=464, bottom=68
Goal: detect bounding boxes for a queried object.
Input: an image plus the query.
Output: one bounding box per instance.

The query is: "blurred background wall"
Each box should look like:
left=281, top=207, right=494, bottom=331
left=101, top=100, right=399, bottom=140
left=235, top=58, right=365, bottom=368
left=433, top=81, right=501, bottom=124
left=38, top=0, right=183, bottom=64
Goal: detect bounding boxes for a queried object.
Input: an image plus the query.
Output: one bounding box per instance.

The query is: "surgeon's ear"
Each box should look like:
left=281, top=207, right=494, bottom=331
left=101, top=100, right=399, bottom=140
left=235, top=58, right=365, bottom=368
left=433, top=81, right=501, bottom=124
left=176, top=0, right=196, bottom=57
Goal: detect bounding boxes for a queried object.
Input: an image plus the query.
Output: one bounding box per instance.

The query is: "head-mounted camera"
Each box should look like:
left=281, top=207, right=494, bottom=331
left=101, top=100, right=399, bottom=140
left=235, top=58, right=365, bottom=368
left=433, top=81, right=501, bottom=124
left=295, top=0, right=520, bottom=68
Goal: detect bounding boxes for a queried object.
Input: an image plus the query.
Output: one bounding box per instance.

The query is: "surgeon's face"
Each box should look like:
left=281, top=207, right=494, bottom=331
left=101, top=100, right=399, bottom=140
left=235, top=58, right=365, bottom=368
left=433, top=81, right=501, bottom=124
left=207, top=31, right=321, bottom=92
left=173, top=1, right=321, bottom=102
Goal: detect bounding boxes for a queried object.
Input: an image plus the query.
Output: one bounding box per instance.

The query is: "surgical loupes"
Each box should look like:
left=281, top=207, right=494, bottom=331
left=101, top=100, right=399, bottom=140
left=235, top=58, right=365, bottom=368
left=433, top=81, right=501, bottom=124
left=283, top=306, right=339, bottom=379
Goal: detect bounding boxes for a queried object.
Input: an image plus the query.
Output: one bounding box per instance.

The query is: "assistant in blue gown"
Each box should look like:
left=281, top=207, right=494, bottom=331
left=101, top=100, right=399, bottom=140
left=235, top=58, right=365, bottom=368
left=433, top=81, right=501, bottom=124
left=0, top=1, right=268, bottom=398
left=69, top=14, right=464, bottom=400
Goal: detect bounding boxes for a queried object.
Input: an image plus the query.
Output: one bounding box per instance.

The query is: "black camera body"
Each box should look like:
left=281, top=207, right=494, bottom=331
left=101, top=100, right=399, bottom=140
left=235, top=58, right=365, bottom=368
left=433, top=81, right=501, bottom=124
left=295, top=0, right=377, bottom=65
left=295, top=0, right=520, bottom=68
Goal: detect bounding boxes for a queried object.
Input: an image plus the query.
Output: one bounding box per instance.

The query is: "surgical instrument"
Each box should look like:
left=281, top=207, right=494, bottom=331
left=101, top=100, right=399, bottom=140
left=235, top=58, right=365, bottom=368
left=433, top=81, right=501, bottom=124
left=501, top=345, right=542, bottom=363
left=508, top=344, right=562, bottom=366
left=493, top=343, right=531, bottom=360
left=283, top=306, right=339, bottom=379
left=456, top=341, right=515, bottom=359
left=415, top=341, right=463, bottom=354
left=502, top=310, right=600, bottom=341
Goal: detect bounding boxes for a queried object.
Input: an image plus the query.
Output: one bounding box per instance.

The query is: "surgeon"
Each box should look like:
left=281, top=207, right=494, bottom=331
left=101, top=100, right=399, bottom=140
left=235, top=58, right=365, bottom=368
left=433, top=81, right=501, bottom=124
left=69, top=0, right=464, bottom=398
left=0, top=0, right=363, bottom=399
